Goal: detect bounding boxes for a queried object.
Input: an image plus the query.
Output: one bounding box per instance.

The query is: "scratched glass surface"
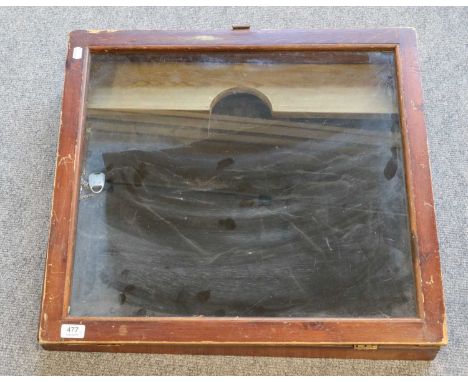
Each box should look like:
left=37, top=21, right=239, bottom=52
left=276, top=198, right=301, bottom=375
left=70, top=51, right=417, bottom=317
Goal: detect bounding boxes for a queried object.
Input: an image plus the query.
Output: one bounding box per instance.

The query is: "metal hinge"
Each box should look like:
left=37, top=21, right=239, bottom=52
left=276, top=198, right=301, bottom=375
left=353, top=344, right=378, bottom=350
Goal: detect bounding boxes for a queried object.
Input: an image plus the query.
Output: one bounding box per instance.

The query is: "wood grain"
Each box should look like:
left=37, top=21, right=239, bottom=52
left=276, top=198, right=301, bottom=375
left=41, top=342, right=440, bottom=360
left=86, top=109, right=395, bottom=146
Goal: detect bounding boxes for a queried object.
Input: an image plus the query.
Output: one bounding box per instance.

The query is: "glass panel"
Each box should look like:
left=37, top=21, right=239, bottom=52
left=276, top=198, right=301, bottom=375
left=70, top=51, right=417, bottom=317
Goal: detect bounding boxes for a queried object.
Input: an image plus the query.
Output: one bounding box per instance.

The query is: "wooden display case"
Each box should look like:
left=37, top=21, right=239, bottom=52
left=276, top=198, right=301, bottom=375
left=39, top=28, right=446, bottom=360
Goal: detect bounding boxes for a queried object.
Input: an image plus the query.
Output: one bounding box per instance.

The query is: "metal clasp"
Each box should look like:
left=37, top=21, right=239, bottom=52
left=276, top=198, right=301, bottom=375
left=88, top=172, right=105, bottom=193
left=232, top=24, right=250, bottom=31
left=354, top=344, right=378, bottom=350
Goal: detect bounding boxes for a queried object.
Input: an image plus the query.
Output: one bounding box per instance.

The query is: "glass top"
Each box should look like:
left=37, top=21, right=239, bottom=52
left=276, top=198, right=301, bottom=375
left=70, top=51, right=417, bottom=318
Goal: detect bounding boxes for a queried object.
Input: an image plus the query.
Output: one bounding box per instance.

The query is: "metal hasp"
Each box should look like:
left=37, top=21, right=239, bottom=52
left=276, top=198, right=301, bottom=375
left=88, top=172, right=105, bottom=194
left=232, top=24, right=251, bottom=31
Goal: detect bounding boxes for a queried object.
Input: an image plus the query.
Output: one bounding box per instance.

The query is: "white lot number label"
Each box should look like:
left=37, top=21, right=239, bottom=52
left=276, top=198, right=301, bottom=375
left=60, top=324, right=86, bottom=339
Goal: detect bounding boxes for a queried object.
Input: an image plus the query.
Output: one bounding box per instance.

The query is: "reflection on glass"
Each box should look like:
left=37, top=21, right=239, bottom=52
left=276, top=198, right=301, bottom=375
left=70, top=52, right=417, bottom=317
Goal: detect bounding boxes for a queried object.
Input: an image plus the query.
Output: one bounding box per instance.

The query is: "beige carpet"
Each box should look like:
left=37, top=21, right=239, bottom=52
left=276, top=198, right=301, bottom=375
left=0, top=6, right=466, bottom=375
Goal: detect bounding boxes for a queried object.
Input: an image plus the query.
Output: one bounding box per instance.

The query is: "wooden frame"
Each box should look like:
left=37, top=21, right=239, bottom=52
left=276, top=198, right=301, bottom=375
left=39, top=28, right=446, bottom=360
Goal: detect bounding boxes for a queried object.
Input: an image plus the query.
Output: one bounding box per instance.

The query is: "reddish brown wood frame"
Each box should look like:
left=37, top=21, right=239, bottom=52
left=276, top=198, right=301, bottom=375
left=38, top=28, right=446, bottom=360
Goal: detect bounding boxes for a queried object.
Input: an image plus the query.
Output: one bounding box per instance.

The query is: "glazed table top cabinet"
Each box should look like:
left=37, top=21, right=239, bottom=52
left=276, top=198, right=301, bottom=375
left=39, top=28, right=446, bottom=360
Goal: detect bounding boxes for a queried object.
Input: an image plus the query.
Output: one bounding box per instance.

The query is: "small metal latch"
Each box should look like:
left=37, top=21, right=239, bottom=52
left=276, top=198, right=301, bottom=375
left=232, top=24, right=250, bottom=31
left=88, top=172, right=105, bottom=193
left=353, top=344, right=378, bottom=350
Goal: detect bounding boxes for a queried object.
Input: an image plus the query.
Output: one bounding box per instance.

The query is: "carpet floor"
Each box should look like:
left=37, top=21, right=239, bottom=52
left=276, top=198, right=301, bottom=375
left=0, top=6, right=466, bottom=375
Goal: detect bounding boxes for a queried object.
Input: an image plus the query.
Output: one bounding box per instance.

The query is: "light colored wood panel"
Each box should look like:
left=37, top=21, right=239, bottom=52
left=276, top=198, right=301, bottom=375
left=88, top=63, right=397, bottom=114
left=88, top=86, right=396, bottom=114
